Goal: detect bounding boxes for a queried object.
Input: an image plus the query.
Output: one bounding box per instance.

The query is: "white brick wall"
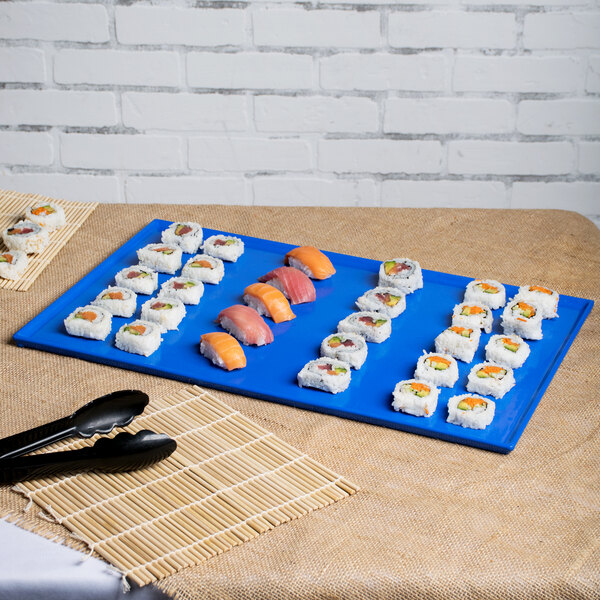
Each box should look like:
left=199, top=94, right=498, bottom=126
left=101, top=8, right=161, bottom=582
left=0, top=0, right=598, bottom=222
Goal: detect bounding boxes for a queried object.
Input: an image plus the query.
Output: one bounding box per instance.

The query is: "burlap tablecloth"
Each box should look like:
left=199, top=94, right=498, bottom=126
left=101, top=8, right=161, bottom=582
left=1, top=205, right=599, bottom=600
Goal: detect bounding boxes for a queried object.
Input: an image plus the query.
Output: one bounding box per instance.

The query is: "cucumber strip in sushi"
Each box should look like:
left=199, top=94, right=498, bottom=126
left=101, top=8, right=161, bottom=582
left=92, top=286, right=137, bottom=317
left=463, top=279, right=506, bottom=310
left=452, top=303, right=493, bottom=334
left=320, top=333, right=367, bottom=370
left=137, top=243, right=182, bottom=275
left=337, top=311, right=391, bottom=343
left=447, top=394, right=495, bottom=430
left=2, top=221, right=49, bottom=254
left=485, top=334, right=530, bottom=369
left=115, top=265, right=158, bottom=295
left=181, top=254, right=224, bottom=284
left=378, top=258, right=422, bottom=294
left=159, top=277, right=204, bottom=305
left=64, top=305, right=112, bottom=341
left=355, top=286, right=406, bottom=319
left=513, top=285, right=559, bottom=319
left=466, top=361, right=516, bottom=399
left=161, top=222, right=203, bottom=254
left=203, top=235, right=244, bottom=262
left=297, top=358, right=351, bottom=394
left=414, top=352, right=459, bottom=388
left=141, top=296, right=186, bottom=331
left=392, top=379, right=439, bottom=418
left=501, top=300, right=543, bottom=340
left=115, top=320, right=163, bottom=357
left=24, top=201, right=65, bottom=232
left=434, top=325, right=481, bottom=363
left=0, top=250, right=28, bottom=280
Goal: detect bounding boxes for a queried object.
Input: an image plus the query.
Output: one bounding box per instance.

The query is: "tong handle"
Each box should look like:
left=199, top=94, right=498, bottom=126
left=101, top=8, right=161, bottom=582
left=0, top=417, right=75, bottom=461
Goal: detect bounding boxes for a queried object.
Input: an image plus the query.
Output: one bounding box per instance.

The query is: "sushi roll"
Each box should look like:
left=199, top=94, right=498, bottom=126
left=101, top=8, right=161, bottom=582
left=115, top=265, right=158, bottom=295
left=137, top=243, right=182, bottom=275
left=463, top=279, right=506, bottom=310
left=0, top=250, right=28, bottom=280
left=217, top=304, right=274, bottom=346
left=414, top=352, right=459, bottom=388
left=141, top=296, right=186, bottom=331
left=485, top=334, right=530, bottom=369
left=513, top=285, right=559, bottom=319
left=203, top=235, right=244, bottom=262
left=501, top=300, right=543, bottom=340
left=161, top=222, right=203, bottom=254
left=284, top=246, right=335, bottom=280
left=181, top=254, right=224, bottom=284
left=392, top=380, right=439, bottom=418
left=200, top=332, right=246, bottom=371
left=452, top=303, right=493, bottom=334
left=158, top=277, right=204, bottom=305
left=320, top=333, right=367, bottom=370
left=115, top=320, right=163, bottom=357
left=258, top=266, right=316, bottom=304
left=91, top=286, right=137, bottom=317
left=337, top=311, right=391, bottom=343
left=243, top=283, right=296, bottom=323
left=24, top=201, right=66, bottom=232
left=378, top=258, right=423, bottom=294
left=434, top=325, right=481, bottom=363
left=466, top=362, right=516, bottom=399
left=64, top=305, right=112, bottom=341
left=297, top=358, right=351, bottom=394
left=447, top=394, right=495, bottom=430
left=2, top=221, right=49, bottom=254
left=355, top=286, right=406, bottom=319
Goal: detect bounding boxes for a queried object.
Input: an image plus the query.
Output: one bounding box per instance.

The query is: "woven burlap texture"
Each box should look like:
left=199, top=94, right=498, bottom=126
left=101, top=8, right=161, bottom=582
left=1, top=205, right=599, bottom=600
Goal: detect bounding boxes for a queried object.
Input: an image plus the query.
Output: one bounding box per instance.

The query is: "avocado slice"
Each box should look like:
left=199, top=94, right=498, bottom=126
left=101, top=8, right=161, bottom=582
left=374, top=319, right=387, bottom=327
left=334, top=366, right=347, bottom=374
left=0, top=256, right=8, bottom=263
left=384, top=260, right=396, bottom=275
left=457, top=400, right=471, bottom=411
left=476, top=370, right=489, bottom=378
left=503, top=342, right=519, bottom=352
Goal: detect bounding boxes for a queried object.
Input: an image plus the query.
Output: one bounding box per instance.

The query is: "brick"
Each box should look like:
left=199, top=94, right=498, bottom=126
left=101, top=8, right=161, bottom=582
left=0, top=132, right=53, bottom=166
left=389, top=11, right=516, bottom=49
left=122, top=93, right=247, bottom=132
left=189, top=137, right=312, bottom=172
left=586, top=56, right=600, bottom=93
left=0, top=47, right=45, bottom=83
left=524, top=12, right=600, bottom=49
left=453, top=55, right=581, bottom=93
left=126, top=177, right=248, bottom=205
left=381, top=180, right=508, bottom=208
left=511, top=182, right=600, bottom=214
left=255, top=96, right=378, bottom=133
left=320, top=53, right=445, bottom=92
left=518, top=100, right=600, bottom=135
left=253, top=177, right=378, bottom=207
left=579, top=142, right=600, bottom=174
left=187, top=52, right=313, bottom=90
left=253, top=9, right=381, bottom=48
left=384, top=98, right=513, bottom=134
left=319, top=139, right=442, bottom=174
left=0, top=90, right=117, bottom=127
left=54, top=50, right=180, bottom=87
left=0, top=2, right=108, bottom=43
left=116, top=6, right=245, bottom=46
left=448, top=141, right=574, bottom=175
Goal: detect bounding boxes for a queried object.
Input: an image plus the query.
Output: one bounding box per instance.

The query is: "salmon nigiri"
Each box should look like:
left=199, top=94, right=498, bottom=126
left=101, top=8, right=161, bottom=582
left=200, top=332, right=246, bottom=371
left=258, top=266, right=316, bottom=305
left=284, top=246, right=335, bottom=280
left=243, top=283, right=296, bottom=324
left=217, top=304, right=274, bottom=346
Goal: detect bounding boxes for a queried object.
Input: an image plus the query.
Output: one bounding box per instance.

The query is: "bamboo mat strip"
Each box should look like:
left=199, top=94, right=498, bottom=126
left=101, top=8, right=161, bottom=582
left=0, top=188, right=98, bottom=291
left=15, top=386, right=359, bottom=587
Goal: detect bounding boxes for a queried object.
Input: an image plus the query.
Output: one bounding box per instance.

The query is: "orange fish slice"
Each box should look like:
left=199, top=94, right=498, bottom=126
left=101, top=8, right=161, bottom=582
left=284, top=246, right=335, bottom=280
left=200, top=332, right=246, bottom=371
left=243, top=283, right=296, bottom=324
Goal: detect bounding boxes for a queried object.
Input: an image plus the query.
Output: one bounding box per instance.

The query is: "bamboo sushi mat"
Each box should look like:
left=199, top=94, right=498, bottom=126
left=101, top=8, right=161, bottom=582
left=0, top=188, right=98, bottom=291
left=14, top=385, right=359, bottom=587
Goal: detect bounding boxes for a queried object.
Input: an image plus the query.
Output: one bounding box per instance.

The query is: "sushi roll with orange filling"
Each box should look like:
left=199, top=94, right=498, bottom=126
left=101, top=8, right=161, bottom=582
left=463, top=279, right=506, bottom=310
left=182, top=254, right=224, bottom=284
left=137, top=243, right=182, bottom=275
left=115, top=265, right=158, bottom=295
left=466, top=361, right=515, bottom=399
left=297, top=358, right=351, bottom=394
left=141, top=296, right=186, bottom=331
left=2, top=221, right=49, bottom=254
left=284, top=246, right=335, bottom=280
left=320, top=333, right=367, bottom=370
left=24, top=201, right=65, bottom=232
left=452, top=303, right=493, bottom=334
left=392, top=379, right=439, bottom=418
left=434, top=325, right=481, bottom=363
left=501, top=300, right=543, bottom=340
left=447, top=394, right=495, bottom=430
left=159, top=277, right=204, bottom=305
left=355, top=286, right=406, bottom=319
left=0, top=250, right=28, bottom=280
left=92, top=286, right=137, bottom=317
left=513, top=285, right=559, bottom=319
left=337, top=311, right=391, bottom=343
left=203, top=235, right=244, bottom=262
left=414, top=352, right=459, bottom=388
left=378, top=258, right=422, bottom=294
left=115, top=320, right=163, bottom=356
left=243, top=283, right=295, bottom=323
left=200, top=332, right=246, bottom=371
left=64, top=305, right=112, bottom=341
left=485, top=334, right=530, bottom=369
left=161, top=222, right=203, bottom=254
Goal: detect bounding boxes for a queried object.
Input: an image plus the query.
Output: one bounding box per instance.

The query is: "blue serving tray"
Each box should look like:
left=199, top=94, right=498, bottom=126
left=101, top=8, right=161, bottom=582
left=13, top=219, right=593, bottom=453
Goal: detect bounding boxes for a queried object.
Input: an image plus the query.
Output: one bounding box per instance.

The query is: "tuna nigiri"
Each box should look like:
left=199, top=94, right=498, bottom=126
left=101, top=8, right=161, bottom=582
left=258, top=266, right=316, bottom=305
left=217, top=304, right=274, bottom=346
left=243, top=283, right=296, bottom=324
left=200, top=332, right=246, bottom=371
left=284, top=246, right=335, bottom=280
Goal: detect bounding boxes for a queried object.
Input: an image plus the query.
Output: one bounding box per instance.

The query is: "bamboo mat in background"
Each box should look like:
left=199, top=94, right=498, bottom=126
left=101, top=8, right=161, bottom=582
left=14, top=386, right=359, bottom=587
left=0, top=189, right=98, bottom=291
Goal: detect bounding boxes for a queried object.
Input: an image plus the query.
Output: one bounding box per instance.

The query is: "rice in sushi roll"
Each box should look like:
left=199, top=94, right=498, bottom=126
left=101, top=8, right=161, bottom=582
left=485, top=334, right=530, bottom=369
left=161, top=222, right=203, bottom=254
left=2, top=221, right=49, bottom=254
left=297, top=358, right=351, bottom=394
left=463, top=279, right=506, bottom=310
left=217, top=304, right=274, bottom=346
left=181, top=254, right=224, bottom=284
left=392, top=379, right=439, bottom=418
left=447, top=394, right=495, bottom=430
left=64, top=305, right=112, bottom=341
left=501, top=300, right=543, bottom=340
left=320, top=333, right=367, bottom=370
left=355, top=287, right=406, bottom=319
left=92, top=286, right=137, bottom=317
left=24, top=201, right=65, bottom=232
left=0, top=250, right=28, bottom=280
left=115, top=265, right=158, bottom=295
left=115, top=320, right=162, bottom=357
left=434, top=325, right=481, bottom=363
left=414, top=352, right=459, bottom=388
left=203, top=235, right=244, bottom=262
left=452, top=303, right=493, bottom=334
left=141, top=296, right=186, bottom=331
left=284, top=246, right=336, bottom=280
left=200, top=332, right=246, bottom=371
left=137, top=243, right=182, bottom=275
left=337, top=311, right=391, bottom=343
left=513, top=285, right=559, bottom=319
left=466, top=361, right=515, bottom=399
left=158, top=277, right=204, bottom=305
left=378, top=258, right=423, bottom=294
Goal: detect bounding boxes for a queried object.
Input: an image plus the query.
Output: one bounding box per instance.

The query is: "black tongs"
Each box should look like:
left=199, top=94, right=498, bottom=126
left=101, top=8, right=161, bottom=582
left=0, top=390, right=177, bottom=484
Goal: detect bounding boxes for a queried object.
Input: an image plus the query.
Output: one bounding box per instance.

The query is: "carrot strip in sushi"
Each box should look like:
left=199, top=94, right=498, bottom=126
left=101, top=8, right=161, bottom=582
left=243, top=283, right=296, bottom=324
left=284, top=246, right=335, bottom=280
left=200, top=332, right=246, bottom=371
left=217, top=304, right=274, bottom=346
left=258, top=266, right=316, bottom=304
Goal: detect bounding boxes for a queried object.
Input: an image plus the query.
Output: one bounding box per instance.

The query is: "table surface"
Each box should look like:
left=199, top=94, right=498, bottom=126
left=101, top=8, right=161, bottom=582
left=1, top=204, right=599, bottom=600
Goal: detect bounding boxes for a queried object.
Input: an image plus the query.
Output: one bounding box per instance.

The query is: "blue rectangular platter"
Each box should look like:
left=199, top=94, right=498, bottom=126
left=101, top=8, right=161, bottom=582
left=13, top=219, right=593, bottom=453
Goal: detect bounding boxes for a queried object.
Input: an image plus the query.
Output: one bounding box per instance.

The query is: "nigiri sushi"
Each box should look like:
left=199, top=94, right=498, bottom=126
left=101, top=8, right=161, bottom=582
left=243, top=283, right=296, bottom=324
left=284, top=246, right=335, bottom=280
left=258, top=266, right=316, bottom=305
left=200, top=332, right=246, bottom=371
left=217, top=304, right=274, bottom=346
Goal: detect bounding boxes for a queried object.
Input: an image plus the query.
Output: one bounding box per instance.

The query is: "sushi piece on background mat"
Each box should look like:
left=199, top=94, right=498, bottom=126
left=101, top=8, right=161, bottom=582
left=115, top=265, right=158, bottom=295
left=64, top=305, right=112, bottom=341
left=2, top=221, right=49, bottom=254
left=115, top=319, right=163, bottom=357
left=297, top=358, right=351, bottom=394
left=217, top=304, right=274, bottom=346
left=258, top=266, right=316, bottom=304
left=92, top=286, right=137, bottom=317
left=466, top=362, right=516, bottom=399
left=463, top=279, right=506, bottom=310
left=501, top=300, right=543, bottom=340
left=243, top=283, right=296, bottom=323
left=337, top=311, right=391, bottom=343
left=434, top=325, right=481, bottom=363
left=452, top=303, right=493, bottom=334
left=414, top=351, right=459, bottom=388
left=320, top=333, right=367, bottom=370
left=485, top=334, right=530, bottom=369
left=392, top=379, right=440, bottom=418
left=200, top=332, right=246, bottom=371
left=137, top=243, right=182, bottom=274
left=355, top=286, right=406, bottom=319
left=378, top=258, right=422, bottom=294
left=203, top=235, right=244, bottom=262
left=182, top=254, right=224, bottom=284
left=513, top=285, right=559, bottom=319
left=24, top=201, right=66, bottom=232
left=159, top=277, right=204, bottom=305
left=284, top=246, right=336, bottom=280
left=0, top=250, right=28, bottom=280
left=161, top=221, right=203, bottom=254
left=141, top=296, right=186, bottom=331
left=447, top=394, right=495, bottom=430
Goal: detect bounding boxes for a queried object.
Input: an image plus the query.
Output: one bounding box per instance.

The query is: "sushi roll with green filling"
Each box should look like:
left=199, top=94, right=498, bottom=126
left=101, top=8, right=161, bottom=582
left=452, top=303, right=493, bottom=334
left=434, top=325, right=481, bottom=363
left=355, top=286, right=406, bottom=319
left=447, top=394, right=495, bottom=430
left=337, top=311, right=391, bottom=343
left=161, top=222, right=203, bottom=254
left=158, top=277, right=204, bottom=305
left=485, top=334, right=530, bottom=369
left=2, top=221, right=49, bottom=254
left=181, top=254, right=224, bottom=284
left=203, top=235, right=244, bottom=262
left=141, top=296, right=186, bottom=331
left=501, top=300, right=543, bottom=340
left=0, top=250, right=28, bottom=280
left=392, top=379, right=439, bottom=417
left=137, top=243, right=182, bottom=275
left=414, top=351, right=459, bottom=388
left=466, top=361, right=515, bottom=399
left=64, top=305, right=112, bottom=341
left=463, top=279, right=506, bottom=310
left=513, top=285, right=559, bottom=319
left=115, top=320, right=162, bottom=357
left=320, top=333, right=367, bottom=370
left=24, top=201, right=65, bottom=232
left=115, top=265, right=158, bottom=295
left=378, top=258, right=423, bottom=294
left=92, top=286, right=137, bottom=317
left=297, top=358, right=351, bottom=394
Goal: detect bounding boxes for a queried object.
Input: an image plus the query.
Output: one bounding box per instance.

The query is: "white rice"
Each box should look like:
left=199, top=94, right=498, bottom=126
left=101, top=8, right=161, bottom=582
left=243, top=293, right=269, bottom=319
left=286, top=256, right=313, bottom=278
left=337, top=311, right=391, bottom=343
left=2, top=220, right=49, bottom=254
left=513, top=285, right=559, bottom=319
left=115, top=319, right=162, bottom=356
left=0, top=250, right=28, bottom=280
left=485, top=334, right=530, bottom=369
left=414, top=351, right=459, bottom=388
left=161, top=222, right=203, bottom=254
left=434, top=326, right=481, bottom=363
left=64, top=305, right=112, bottom=341
left=137, top=243, right=182, bottom=274
left=355, top=286, right=406, bottom=319
left=158, top=277, right=204, bottom=305
left=181, top=254, right=224, bottom=284
left=200, top=338, right=226, bottom=369
left=297, top=358, right=351, bottom=394
left=203, top=235, right=244, bottom=262
left=24, top=201, right=66, bottom=232
left=320, top=333, right=367, bottom=370
left=466, top=361, right=516, bottom=399
left=140, top=296, right=186, bottom=331
left=447, top=394, right=495, bottom=430
left=501, top=300, right=543, bottom=340
left=452, top=303, right=493, bottom=334
left=463, top=279, right=506, bottom=310
left=392, top=379, right=439, bottom=418
left=115, top=265, right=158, bottom=295
left=378, top=258, right=423, bottom=294
left=91, top=286, right=137, bottom=317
